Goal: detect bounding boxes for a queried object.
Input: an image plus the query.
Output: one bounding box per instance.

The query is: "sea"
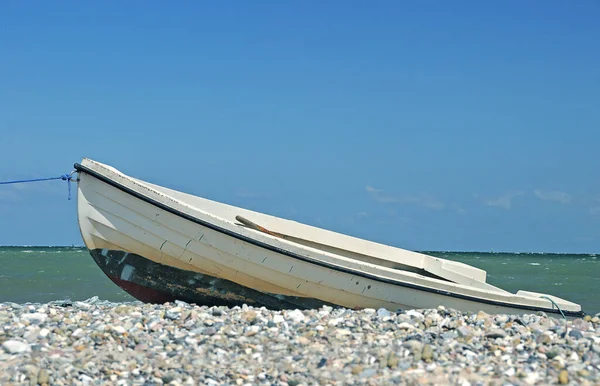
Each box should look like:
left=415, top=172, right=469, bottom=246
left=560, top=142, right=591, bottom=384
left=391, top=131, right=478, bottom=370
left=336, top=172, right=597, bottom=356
left=0, top=246, right=598, bottom=315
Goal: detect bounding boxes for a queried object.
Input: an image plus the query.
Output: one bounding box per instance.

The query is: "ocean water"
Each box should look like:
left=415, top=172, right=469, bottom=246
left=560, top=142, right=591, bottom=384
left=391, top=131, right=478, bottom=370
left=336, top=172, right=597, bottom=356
left=0, top=247, right=598, bottom=315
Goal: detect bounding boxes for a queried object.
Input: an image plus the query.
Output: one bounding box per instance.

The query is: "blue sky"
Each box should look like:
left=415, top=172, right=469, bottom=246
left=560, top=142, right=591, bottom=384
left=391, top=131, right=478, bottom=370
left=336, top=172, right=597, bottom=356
left=1, top=1, right=599, bottom=253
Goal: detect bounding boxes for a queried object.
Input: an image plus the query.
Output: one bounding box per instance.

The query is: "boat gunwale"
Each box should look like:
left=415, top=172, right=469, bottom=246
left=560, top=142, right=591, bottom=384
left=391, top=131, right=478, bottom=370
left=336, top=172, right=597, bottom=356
left=73, top=162, right=585, bottom=318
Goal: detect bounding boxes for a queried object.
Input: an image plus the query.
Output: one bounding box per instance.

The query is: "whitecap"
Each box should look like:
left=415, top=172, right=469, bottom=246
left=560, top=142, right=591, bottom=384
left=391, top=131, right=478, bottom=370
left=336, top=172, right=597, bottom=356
left=528, top=263, right=541, bottom=266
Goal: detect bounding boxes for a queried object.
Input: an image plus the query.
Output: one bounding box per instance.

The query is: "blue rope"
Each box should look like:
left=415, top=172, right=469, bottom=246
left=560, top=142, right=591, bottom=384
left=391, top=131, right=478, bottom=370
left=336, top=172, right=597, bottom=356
left=0, top=173, right=76, bottom=200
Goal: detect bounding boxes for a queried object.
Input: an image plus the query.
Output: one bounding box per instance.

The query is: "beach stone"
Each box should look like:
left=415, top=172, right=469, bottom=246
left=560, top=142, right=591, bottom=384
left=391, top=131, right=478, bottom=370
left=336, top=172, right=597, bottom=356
left=286, top=309, right=305, bottom=323
left=317, top=357, right=327, bottom=368
left=558, top=370, right=568, bottom=384
left=536, top=334, right=552, bottom=345
left=359, top=368, right=377, bottom=379
left=114, top=305, right=133, bottom=314
left=485, top=329, right=507, bottom=339
left=165, top=311, right=180, bottom=320
left=422, top=344, right=434, bottom=362
left=441, top=331, right=458, bottom=340
left=245, top=325, right=260, bottom=337
left=568, top=330, right=583, bottom=340
left=428, top=312, right=443, bottom=323
left=23, top=327, right=40, bottom=342
left=405, top=310, right=424, bottom=319
left=504, top=367, right=515, bottom=377
left=403, top=340, right=423, bottom=351
left=386, top=353, right=399, bottom=368
left=38, top=369, right=49, bottom=385
left=2, top=340, right=31, bottom=354
left=21, top=313, right=47, bottom=324
left=573, top=319, right=591, bottom=330
left=457, top=326, right=472, bottom=338
left=525, top=372, right=540, bottom=385
left=243, top=310, right=257, bottom=323
left=546, top=349, right=560, bottom=359
left=476, top=311, right=489, bottom=321
left=351, top=365, right=363, bottom=375
left=577, top=369, right=590, bottom=378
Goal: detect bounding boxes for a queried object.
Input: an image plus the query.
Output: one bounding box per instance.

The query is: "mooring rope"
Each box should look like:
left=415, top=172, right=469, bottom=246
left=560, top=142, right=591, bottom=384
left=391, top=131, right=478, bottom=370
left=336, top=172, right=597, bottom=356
left=540, top=295, right=567, bottom=320
left=0, top=171, right=77, bottom=200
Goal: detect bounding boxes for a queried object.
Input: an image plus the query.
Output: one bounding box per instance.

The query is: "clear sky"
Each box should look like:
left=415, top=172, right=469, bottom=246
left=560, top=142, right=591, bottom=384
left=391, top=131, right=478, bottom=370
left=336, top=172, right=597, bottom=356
left=1, top=1, right=599, bottom=253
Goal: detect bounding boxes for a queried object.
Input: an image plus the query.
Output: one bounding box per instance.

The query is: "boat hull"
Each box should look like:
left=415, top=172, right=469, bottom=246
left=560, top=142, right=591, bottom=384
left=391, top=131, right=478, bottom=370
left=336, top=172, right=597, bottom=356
left=74, top=159, right=585, bottom=318
left=90, top=247, right=334, bottom=310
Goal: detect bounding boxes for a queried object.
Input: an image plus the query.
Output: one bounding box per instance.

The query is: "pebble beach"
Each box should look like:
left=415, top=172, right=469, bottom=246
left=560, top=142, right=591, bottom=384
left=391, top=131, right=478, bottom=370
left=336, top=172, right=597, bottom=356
left=1, top=298, right=599, bottom=386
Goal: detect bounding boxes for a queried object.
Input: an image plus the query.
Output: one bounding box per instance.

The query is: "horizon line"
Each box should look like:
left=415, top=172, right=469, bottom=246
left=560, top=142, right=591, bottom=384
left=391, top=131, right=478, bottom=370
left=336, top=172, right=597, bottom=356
left=0, top=245, right=596, bottom=256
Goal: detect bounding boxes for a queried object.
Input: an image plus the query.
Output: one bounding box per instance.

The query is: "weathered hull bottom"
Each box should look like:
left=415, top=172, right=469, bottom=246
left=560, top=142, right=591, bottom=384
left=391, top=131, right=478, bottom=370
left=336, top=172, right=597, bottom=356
left=88, top=248, right=337, bottom=310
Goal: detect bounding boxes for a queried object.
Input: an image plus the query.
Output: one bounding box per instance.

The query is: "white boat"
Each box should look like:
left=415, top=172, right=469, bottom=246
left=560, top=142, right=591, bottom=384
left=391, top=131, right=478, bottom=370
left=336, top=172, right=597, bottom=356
left=74, top=158, right=585, bottom=318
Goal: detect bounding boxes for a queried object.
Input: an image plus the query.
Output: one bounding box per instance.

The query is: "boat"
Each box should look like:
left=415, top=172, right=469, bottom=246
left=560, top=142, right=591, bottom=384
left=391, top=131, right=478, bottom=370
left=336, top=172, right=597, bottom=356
left=73, top=158, right=585, bottom=318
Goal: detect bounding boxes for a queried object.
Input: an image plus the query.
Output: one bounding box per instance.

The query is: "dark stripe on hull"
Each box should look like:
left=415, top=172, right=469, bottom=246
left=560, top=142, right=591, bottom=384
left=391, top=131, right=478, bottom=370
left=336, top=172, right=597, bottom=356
left=106, top=274, right=177, bottom=304
left=75, top=163, right=586, bottom=318
left=89, top=248, right=335, bottom=310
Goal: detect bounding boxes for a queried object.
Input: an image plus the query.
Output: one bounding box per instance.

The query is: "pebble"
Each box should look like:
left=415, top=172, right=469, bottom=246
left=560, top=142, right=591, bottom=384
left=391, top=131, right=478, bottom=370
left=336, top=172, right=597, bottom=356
left=569, top=330, right=584, bottom=339
left=38, top=369, right=49, bottom=384
left=485, top=329, right=507, bottom=339
left=558, top=369, right=569, bottom=384
left=0, top=298, right=598, bottom=385
left=422, top=344, right=434, bottom=362
left=2, top=340, right=31, bottom=354
left=457, top=326, right=472, bottom=338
